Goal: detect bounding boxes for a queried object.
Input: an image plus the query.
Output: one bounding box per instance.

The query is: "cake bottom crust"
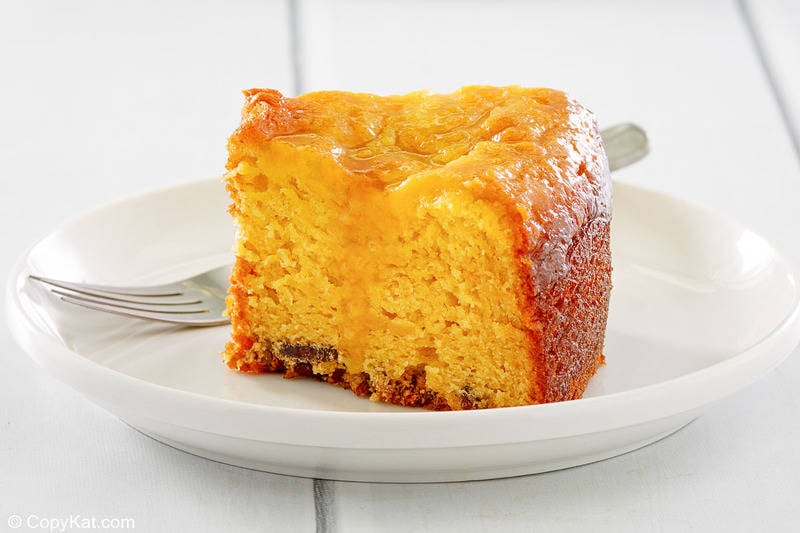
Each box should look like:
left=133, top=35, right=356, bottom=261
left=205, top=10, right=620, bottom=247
left=235, top=343, right=459, bottom=410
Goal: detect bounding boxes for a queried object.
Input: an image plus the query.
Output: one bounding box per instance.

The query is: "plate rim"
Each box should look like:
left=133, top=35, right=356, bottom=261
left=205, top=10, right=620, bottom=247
left=7, top=178, right=800, bottom=450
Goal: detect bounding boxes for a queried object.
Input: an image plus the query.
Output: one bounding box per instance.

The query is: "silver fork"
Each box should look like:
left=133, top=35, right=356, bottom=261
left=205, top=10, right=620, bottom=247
left=30, top=265, right=231, bottom=326
left=27, top=124, right=648, bottom=326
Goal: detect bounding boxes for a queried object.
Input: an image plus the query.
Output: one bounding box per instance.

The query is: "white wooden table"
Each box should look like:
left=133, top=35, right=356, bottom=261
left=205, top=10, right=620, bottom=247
left=1, top=1, right=798, bottom=531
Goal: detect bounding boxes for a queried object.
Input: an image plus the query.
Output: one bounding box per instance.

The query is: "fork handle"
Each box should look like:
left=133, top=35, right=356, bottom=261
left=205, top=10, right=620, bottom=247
left=601, top=123, right=649, bottom=172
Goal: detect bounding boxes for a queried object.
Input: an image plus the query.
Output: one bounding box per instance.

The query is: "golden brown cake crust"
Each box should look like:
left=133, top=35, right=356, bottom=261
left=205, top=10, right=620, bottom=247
left=224, top=86, right=611, bottom=409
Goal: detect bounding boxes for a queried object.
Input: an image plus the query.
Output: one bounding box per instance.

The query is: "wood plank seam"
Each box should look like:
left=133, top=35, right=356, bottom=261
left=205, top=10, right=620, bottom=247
left=737, top=0, right=800, bottom=166
left=313, top=479, right=337, bottom=532
left=288, top=0, right=306, bottom=95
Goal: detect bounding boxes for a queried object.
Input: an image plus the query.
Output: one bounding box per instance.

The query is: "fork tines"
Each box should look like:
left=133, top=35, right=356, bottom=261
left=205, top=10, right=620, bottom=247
left=29, top=274, right=228, bottom=326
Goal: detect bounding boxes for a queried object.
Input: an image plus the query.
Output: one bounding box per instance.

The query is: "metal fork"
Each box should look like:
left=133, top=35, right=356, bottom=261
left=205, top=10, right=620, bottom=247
left=27, top=124, right=648, bottom=326
left=30, top=265, right=231, bottom=326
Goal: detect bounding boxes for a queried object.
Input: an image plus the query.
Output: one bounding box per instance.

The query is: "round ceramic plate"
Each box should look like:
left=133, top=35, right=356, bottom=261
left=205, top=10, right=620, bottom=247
left=6, top=179, right=800, bottom=482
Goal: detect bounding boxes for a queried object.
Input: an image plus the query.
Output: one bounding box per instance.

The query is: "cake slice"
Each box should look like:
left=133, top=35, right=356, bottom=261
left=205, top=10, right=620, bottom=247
left=223, top=85, right=612, bottom=410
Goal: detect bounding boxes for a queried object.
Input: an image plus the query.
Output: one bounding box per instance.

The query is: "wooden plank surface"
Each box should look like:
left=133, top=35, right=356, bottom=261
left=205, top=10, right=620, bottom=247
left=297, top=0, right=800, bottom=530
left=0, top=1, right=295, bottom=250
left=0, top=3, right=314, bottom=532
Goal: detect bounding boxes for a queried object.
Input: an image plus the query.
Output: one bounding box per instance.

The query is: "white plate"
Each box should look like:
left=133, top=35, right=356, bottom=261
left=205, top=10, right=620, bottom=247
left=7, top=179, right=800, bottom=482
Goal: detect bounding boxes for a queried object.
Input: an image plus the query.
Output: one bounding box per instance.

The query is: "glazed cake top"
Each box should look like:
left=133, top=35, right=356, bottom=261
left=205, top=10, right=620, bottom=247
left=227, top=85, right=611, bottom=287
